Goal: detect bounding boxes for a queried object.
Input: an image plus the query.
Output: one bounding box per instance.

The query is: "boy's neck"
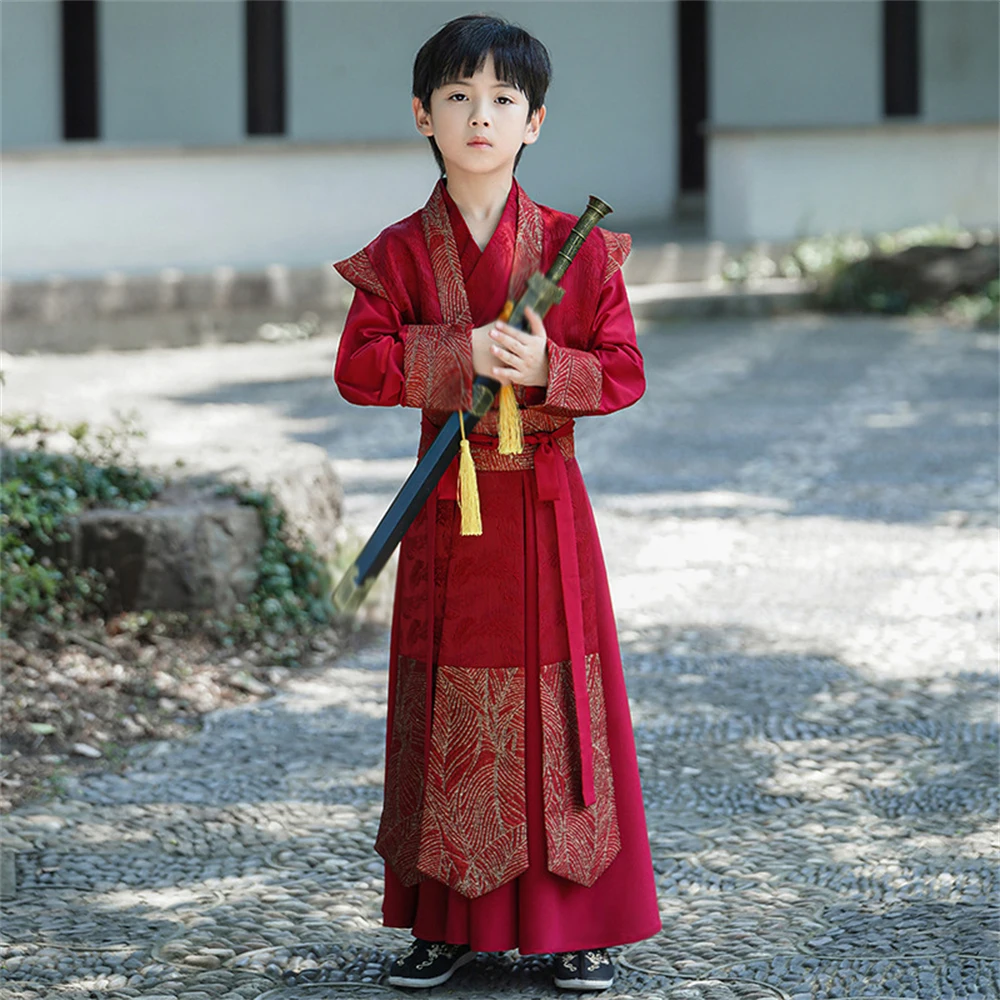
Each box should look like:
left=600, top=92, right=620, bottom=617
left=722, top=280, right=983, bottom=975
left=444, top=169, right=514, bottom=233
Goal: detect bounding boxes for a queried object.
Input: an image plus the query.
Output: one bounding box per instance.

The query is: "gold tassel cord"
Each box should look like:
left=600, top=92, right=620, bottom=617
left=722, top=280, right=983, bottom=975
left=496, top=300, right=524, bottom=456
left=457, top=412, right=482, bottom=536
left=497, top=384, right=523, bottom=455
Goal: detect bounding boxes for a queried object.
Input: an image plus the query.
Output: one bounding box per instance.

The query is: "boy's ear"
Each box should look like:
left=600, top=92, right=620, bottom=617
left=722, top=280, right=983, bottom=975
left=413, top=96, right=434, bottom=137
left=522, top=104, right=546, bottom=146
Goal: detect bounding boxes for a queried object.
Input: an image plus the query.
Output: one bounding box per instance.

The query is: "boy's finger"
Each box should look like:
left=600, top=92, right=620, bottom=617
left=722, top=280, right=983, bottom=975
left=523, top=306, right=546, bottom=336
left=495, top=321, right=532, bottom=343
left=491, top=344, right=520, bottom=365
left=491, top=328, right=527, bottom=351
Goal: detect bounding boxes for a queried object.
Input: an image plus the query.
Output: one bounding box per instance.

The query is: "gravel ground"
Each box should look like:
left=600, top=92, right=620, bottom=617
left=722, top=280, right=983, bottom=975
left=0, top=623, right=353, bottom=814
left=1, top=311, right=997, bottom=1000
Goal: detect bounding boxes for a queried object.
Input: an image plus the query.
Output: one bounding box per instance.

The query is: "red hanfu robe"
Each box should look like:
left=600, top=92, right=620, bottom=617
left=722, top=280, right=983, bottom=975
left=333, top=178, right=661, bottom=954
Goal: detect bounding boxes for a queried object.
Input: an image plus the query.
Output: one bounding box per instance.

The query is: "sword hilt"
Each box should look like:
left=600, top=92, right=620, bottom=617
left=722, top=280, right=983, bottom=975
left=548, top=195, right=613, bottom=284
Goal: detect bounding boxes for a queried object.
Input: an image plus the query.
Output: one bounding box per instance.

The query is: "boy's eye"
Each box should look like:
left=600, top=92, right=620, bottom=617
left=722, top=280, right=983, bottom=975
left=446, top=92, right=516, bottom=104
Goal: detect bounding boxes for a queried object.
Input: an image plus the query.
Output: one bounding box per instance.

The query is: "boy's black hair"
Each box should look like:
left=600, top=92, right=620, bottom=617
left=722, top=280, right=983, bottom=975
left=412, top=13, right=552, bottom=177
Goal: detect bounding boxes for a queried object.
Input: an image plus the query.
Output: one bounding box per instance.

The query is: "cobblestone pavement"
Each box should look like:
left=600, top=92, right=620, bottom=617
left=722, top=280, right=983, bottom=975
left=3, top=313, right=998, bottom=1000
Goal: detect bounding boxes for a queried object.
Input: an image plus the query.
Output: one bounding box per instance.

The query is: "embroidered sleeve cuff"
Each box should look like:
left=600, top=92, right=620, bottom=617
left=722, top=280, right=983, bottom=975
left=542, top=341, right=603, bottom=413
left=402, top=324, right=474, bottom=411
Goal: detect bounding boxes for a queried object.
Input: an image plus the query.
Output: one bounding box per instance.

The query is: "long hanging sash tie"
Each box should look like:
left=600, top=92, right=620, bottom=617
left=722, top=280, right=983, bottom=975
left=424, top=479, right=438, bottom=783
left=520, top=422, right=596, bottom=808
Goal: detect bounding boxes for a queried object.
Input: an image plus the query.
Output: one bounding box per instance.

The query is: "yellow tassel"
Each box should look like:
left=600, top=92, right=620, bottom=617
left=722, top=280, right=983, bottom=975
left=495, top=301, right=524, bottom=456
left=457, top=414, right=482, bottom=536
left=497, top=383, right=523, bottom=455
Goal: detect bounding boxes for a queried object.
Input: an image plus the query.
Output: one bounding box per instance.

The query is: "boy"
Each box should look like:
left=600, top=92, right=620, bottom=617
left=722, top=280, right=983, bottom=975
left=333, top=13, right=661, bottom=991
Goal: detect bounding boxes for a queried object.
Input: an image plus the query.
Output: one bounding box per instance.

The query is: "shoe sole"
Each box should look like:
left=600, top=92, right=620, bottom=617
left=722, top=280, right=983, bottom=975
left=387, top=950, right=475, bottom=988
left=553, top=975, right=615, bottom=991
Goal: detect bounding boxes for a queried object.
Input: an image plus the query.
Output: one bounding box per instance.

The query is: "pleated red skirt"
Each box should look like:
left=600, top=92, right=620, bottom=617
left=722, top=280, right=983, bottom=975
left=380, top=464, right=662, bottom=954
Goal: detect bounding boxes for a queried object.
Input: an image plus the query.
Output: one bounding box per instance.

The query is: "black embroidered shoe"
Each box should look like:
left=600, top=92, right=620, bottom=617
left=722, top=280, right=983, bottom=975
left=553, top=949, right=615, bottom=991
left=387, top=939, right=474, bottom=988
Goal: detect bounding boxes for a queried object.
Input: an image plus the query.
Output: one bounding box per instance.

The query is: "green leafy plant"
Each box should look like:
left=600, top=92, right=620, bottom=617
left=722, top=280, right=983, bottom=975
left=1, top=411, right=162, bottom=629
left=723, top=220, right=998, bottom=326
left=204, top=484, right=336, bottom=657
left=1, top=412, right=338, bottom=652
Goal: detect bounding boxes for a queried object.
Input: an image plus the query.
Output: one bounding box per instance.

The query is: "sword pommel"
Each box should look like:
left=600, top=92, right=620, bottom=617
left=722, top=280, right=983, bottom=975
left=331, top=557, right=377, bottom=615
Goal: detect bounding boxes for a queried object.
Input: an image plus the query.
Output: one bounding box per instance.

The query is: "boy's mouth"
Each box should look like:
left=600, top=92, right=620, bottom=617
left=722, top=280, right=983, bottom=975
left=468, top=137, right=492, bottom=147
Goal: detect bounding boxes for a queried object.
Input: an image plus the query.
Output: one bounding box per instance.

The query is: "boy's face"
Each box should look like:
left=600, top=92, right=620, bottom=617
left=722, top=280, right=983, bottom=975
left=413, top=53, right=545, bottom=179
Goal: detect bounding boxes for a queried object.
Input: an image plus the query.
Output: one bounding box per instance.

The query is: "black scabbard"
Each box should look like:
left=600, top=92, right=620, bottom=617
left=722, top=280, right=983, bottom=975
left=331, top=375, right=500, bottom=615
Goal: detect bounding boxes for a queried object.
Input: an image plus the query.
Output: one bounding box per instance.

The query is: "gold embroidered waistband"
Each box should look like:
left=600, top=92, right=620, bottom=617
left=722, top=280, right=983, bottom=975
left=419, top=416, right=575, bottom=471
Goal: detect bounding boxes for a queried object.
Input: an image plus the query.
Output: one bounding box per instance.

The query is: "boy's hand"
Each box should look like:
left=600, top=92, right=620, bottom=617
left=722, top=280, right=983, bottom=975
left=489, top=306, right=549, bottom=387
left=471, top=322, right=505, bottom=382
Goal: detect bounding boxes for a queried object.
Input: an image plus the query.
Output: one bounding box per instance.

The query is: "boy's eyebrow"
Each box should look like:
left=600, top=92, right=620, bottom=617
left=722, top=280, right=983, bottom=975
left=450, top=79, right=518, bottom=88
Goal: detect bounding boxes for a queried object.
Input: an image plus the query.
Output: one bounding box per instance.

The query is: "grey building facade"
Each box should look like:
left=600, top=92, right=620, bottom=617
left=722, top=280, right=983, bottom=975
left=2, top=0, right=997, bottom=281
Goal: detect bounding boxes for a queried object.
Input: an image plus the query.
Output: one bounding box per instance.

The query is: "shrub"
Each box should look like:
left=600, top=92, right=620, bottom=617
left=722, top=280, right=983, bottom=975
left=723, top=220, right=998, bottom=327
left=1, top=412, right=336, bottom=651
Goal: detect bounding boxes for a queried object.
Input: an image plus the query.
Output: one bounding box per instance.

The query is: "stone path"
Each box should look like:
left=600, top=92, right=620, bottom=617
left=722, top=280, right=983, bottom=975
left=2, top=312, right=997, bottom=999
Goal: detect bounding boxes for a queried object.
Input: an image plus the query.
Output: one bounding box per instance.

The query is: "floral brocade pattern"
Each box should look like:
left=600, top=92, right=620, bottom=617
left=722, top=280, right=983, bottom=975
left=421, top=185, right=475, bottom=331
left=540, top=653, right=621, bottom=885
left=374, top=656, right=428, bottom=885
left=545, top=341, right=604, bottom=414
left=421, top=406, right=571, bottom=438
left=402, top=325, right=474, bottom=412
left=416, top=664, right=529, bottom=899
left=511, top=192, right=544, bottom=302
left=600, top=230, right=632, bottom=285
left=333, top=248, right=391, bottom=302
left=463, top=434, right=574, bottom=472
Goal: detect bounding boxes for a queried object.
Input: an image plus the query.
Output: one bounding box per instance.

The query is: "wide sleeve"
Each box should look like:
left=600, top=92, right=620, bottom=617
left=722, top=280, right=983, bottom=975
left=333, top=288, right=407, bottom=406
left=524, top=267, right=645, bottom=417
left=332, top=255, right=474, bottom=411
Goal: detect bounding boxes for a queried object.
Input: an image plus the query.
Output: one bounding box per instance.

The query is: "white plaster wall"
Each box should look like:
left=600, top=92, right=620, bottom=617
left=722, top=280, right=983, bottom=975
left=923, top=0, right=1000, bottom=123
left=710, top=0, right=882, bottom=128
left=2, top=143, right=440, bottom=280
left=2, top=1, right=674, bottom=280
left=707, top=0, right=999, bottom=244
left=101, top=0, right=243, bottom=145
left=708, top=123, right=999, bottom=243
left=4, top=0, right=996, bottom=280
left=1, top=0, right=61, bottom=148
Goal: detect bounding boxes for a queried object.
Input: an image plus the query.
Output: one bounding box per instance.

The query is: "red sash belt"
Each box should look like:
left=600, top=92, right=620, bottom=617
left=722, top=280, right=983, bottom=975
left=417, top=416, right=596, bottom=810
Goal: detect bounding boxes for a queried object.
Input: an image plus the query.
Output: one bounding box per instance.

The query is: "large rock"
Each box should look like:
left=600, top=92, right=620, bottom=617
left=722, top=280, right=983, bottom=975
left=70, top=480, right=265, bottom=616
left=209, top=443, right=345, bottom=565
left=44, top=442, right=343, bottom=616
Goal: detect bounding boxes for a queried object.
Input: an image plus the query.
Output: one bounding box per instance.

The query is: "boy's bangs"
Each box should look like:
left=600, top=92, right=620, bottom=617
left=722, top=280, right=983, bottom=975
left=414, top=15, right=551, bottom=113
left=437, top=43, right=528, bottom=99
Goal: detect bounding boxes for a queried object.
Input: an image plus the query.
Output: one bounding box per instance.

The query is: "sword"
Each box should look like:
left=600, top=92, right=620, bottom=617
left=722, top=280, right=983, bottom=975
left=332, top=194, right=614, bottom=616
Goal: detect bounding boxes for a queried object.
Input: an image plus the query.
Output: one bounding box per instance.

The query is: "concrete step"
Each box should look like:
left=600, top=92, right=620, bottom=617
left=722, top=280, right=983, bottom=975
left=629, top=277, right=816, bottom=322
left=0, top=239, right=816, bottom=355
